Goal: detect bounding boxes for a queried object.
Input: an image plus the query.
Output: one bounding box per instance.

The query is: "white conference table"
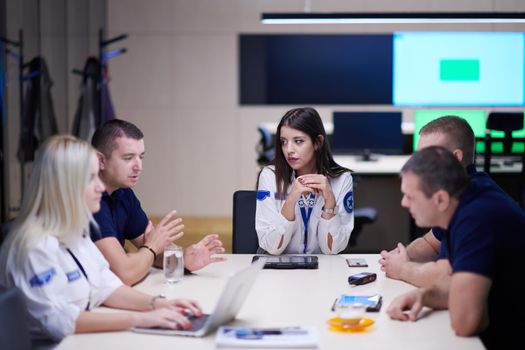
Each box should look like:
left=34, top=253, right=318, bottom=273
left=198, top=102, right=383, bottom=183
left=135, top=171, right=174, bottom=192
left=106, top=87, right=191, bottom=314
left=56, top=254, right=484, bottom=350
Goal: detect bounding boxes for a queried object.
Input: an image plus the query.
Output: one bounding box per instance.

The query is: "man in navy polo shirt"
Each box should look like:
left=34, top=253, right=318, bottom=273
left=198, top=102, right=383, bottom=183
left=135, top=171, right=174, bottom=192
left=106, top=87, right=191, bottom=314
left=387, top=146, right=525, bottom=349
left=90, top=119, right=225, bottom=285
left=379, top=116, right=510, bottom=287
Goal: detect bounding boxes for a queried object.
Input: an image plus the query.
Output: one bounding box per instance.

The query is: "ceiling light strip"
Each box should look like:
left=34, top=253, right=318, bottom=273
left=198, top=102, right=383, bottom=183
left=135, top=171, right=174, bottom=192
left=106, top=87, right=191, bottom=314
left=261, top=12, right=525, bottom=25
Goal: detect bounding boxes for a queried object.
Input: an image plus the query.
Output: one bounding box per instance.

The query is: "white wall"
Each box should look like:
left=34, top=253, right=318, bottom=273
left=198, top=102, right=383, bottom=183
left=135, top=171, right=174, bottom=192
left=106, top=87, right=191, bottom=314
left=107, top=0, right=525, bottom=217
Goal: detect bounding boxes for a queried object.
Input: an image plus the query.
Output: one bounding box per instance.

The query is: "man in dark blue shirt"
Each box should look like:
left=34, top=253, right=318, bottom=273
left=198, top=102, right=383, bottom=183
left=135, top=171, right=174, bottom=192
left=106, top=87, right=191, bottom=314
left=90, top=119, right=225, bottom=285
left=380, top=116, right=510, bottom=287
left=387, top=146, right=525, bottom=349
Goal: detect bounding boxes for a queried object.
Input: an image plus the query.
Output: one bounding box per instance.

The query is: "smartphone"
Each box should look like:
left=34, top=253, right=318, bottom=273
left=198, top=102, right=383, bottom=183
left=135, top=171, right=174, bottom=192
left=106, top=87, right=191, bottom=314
left=348, top=272, right=377, bottom=286
left=346, top=258, right=368, bottom=267
left=332, top=294, right=382, bottom=312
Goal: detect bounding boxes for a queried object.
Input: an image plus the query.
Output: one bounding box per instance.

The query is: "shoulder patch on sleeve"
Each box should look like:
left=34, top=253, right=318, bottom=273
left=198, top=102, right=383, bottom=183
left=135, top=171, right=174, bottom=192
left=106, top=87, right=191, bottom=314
left=343, top=191, right=353, bottom=213
left=256, top=190, right=271, bottom=201
left=29, top=268, right=56, bottom=287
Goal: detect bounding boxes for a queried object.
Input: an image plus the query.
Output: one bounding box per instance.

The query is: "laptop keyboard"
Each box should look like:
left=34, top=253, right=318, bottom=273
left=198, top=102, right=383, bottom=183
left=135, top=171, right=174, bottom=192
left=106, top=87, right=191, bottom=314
left=188, top=314, right=210, bottom=331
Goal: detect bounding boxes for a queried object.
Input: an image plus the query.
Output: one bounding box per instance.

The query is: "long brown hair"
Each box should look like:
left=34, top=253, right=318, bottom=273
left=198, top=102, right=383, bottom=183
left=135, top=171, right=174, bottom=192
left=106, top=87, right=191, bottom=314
left=271, top=107, right=350, bottom=197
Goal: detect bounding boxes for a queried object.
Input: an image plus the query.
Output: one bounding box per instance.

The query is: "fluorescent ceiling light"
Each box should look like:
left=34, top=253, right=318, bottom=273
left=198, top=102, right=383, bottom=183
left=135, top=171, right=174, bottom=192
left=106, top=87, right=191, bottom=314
left=261, top=12, right=525, bottom=24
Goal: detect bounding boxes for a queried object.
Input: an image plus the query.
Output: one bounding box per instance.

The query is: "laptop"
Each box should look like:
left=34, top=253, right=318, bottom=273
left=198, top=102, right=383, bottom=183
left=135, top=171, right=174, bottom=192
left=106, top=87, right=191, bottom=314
left=132, top=258, right=266, bottom=337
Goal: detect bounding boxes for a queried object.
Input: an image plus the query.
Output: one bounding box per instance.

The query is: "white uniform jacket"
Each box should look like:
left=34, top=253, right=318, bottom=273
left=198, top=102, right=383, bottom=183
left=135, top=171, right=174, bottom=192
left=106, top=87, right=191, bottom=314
left=256, top=166, right=354, bottom=255
left=0, top=234, right=122, bottom=341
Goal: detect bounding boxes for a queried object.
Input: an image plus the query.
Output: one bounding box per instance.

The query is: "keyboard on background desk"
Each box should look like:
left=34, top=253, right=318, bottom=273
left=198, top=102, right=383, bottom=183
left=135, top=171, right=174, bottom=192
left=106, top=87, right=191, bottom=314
left=475, top=156, right=523, bottom=172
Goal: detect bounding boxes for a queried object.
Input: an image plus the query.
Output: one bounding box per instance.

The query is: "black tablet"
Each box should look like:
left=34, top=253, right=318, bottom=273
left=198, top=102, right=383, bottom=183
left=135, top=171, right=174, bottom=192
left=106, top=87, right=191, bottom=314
left=252, top=255, right=319, bottom=269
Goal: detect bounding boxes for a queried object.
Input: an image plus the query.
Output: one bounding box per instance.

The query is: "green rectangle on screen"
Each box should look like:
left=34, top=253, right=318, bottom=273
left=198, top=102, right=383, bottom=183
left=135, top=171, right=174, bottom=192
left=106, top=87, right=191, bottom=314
left=440, top=59, right=480, bottom=81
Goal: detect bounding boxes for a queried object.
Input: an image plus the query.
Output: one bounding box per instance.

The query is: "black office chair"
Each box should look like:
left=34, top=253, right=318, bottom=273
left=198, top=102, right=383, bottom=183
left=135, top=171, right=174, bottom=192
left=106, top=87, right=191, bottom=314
left=482, top=112, right=524, bottom=174
left=232, top=190, right=260, bottom=254
left=232, top=190, right=377, bottom=254
left=348, top=207, right=378, bottom=248
left=256, top=127, right=275, bottom=166
left=479, top=112, right=525, bottom=208
left=0, top=220, right=14, bottom=247
left=0, top=287, right=32, bottom=350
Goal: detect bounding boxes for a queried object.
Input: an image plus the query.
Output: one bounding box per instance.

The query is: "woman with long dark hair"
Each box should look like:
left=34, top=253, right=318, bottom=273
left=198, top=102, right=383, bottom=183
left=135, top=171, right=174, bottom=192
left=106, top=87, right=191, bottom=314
left=256, top=107, right=354, bottom=255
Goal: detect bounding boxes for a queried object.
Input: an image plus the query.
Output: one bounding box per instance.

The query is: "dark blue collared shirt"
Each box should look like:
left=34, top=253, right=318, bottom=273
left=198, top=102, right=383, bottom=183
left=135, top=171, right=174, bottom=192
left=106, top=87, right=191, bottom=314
left=437, top=166, right=525, bottom=349
left=90, top=188, right=148, bottom=246
left=432, top=164, right=502, bottom=241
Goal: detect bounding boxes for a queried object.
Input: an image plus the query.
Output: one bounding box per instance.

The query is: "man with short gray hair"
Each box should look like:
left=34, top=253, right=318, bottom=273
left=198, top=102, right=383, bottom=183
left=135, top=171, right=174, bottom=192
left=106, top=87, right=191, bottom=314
left=387, top=146, right=525, bottom=349
left=380, top=116, right=507, bottom=287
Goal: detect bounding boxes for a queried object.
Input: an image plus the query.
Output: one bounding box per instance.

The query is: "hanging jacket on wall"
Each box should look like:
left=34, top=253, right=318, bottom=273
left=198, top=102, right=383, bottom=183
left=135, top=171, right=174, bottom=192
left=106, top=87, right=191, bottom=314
left=0, top=43, right=6, bottom=222
left=72, top=57, right=115, bottom=141
left=17, top=56, right=59, bottom=163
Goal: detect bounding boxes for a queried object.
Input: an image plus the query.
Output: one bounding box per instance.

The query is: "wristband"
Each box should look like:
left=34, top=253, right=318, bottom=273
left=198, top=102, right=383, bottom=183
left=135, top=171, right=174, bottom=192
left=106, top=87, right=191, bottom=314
left=139, top=245, right=157, bottom=261
left=149, top=294, right=166, bottom=310
left=322, top=205, right=338, bottom=215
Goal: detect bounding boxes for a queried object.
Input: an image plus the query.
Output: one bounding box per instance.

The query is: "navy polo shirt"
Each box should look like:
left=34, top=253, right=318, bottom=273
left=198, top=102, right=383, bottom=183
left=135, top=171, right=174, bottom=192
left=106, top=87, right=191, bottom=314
left=432, top=165, right=502, bottom=241
left=438, top=173, right=525, bottom=348
left=90, top=188, right=149, bottom=246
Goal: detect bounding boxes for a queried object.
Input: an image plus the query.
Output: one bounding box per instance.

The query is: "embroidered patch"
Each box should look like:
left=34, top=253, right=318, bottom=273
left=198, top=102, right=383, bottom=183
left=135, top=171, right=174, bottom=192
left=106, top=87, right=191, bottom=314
left=298, top=193, right=316, bottom=208
left=256, top=190, right=271, bottom=201
left=306, top=194, right=316, bottom=207
left=343, top=191, right=353, bottom=213
left=66, top=269, right=82, bottom=282
left=29, top=268, right=56, bottom=287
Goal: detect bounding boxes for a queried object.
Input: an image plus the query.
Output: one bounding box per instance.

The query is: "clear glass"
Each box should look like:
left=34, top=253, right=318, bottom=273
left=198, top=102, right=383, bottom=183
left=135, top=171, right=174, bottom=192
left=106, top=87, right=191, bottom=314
left=335, top=302, right=366, bottom=325
left=163, top=244, right=184, bottom=283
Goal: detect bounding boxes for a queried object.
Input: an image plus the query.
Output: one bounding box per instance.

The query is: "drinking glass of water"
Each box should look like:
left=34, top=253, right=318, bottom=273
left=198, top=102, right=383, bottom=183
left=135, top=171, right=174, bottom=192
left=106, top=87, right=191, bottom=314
left=163, top=244, right=184, bottom=283
left=335, top=302, right=366, bottom=325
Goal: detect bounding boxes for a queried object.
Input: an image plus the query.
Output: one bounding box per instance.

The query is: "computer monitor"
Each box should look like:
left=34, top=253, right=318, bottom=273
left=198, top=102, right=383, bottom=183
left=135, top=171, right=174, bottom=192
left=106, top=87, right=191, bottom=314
left=393, top=32, right=525, bottom=106
left=413, top=110, right=486, bottom=152
left=331, top=112, right=403, bottom=160
left=413, top=110, right=525, bottom=155
left=240, top=34, right=393, bottom=105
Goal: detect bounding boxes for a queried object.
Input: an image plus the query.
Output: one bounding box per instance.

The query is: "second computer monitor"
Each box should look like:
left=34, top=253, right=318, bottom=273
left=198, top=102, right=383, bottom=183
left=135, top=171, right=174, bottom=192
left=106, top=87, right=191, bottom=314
left=332, top=112, right=403, bottom=158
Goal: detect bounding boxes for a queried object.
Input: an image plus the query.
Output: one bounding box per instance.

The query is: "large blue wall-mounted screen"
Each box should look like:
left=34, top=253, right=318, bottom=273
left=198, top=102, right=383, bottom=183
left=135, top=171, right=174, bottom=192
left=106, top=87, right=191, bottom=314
left=393, top=32, right=525, bottom=106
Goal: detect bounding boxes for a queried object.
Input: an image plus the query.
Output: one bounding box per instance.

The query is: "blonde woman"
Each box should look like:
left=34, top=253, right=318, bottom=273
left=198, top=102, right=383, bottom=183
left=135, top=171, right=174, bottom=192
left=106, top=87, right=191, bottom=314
left=0, top=135, right=202, bottom=341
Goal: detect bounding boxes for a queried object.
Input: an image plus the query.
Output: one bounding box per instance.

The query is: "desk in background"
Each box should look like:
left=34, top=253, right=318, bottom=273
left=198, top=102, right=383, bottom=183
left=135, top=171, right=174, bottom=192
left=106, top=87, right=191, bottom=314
left=332, top=156, right=409, bottom=252
left=56, top=254, right=483, bottom=350
left=334, top=154, right=522, bottom=175
left=260, top=120, right=523, bottom=250
left=335, top=155, right=408, bottom=175
left=260, top=121, right=415, bottom=135
left=334, top=155, right=523, bottom=247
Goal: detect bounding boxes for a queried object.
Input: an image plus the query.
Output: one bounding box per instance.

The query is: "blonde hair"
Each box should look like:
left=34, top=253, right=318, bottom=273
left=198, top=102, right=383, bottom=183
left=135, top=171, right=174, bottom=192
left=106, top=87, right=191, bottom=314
left=1, top=135, right=96, bottom=275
